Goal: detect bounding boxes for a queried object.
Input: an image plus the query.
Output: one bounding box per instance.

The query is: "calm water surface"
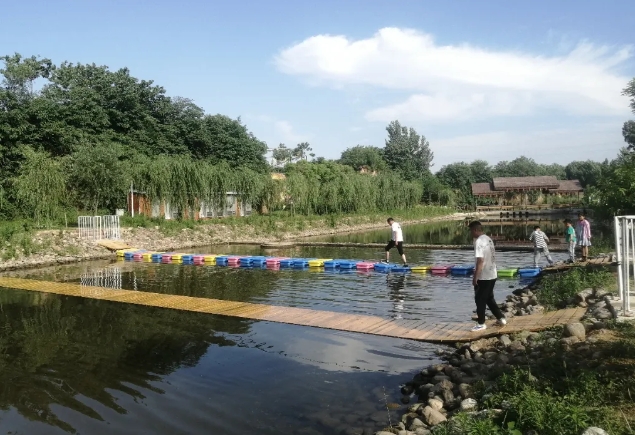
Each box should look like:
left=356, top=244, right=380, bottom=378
left=0, top=244, right=560, bottom=435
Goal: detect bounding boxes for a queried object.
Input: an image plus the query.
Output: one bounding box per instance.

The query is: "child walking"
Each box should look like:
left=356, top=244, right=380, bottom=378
left=564, top=219, right=577, bottom=263
left=576, top=213, right=592, bottom=262
left=529, top=225, right=554, bottom=267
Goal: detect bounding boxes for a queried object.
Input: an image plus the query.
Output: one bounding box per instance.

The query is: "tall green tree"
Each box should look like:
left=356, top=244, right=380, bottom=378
left=384, top=120, right=434, bottom=180
left=339, top=145, right=387, bottom=172
left=564, top=161, right=603, bottom=187
left=623, top=78, right=635, bottom=150
left=272, top=144, right=293, bottom=166
left=292, top=142, right=312, bottom=162
left=493, top=156, right=544, bottom=178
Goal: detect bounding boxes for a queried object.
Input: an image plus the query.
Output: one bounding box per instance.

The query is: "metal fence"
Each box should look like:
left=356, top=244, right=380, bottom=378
left=78, top=215, right=121, bottom=240
left=615, top=215, right=635, bottom=316
left=80, top=266, right=123, bottom=290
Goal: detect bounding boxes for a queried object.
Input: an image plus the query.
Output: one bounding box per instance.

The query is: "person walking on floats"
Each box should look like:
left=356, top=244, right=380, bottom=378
left=469, top=221, right=506, bottom=332
left=576, top=213, right=592, bottom=262
left=529, top=225, right=554, bottom=268
left=564, top=219, right=577, bottom=263
left=384, top=218, right=408, bottom=266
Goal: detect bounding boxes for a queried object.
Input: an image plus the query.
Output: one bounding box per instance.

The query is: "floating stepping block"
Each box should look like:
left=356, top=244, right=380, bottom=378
left=374, top=263, right=394, bottom=272
left=356, top=262, right=375, bottom=271
left=323, top=260, right=341, bottom=268
left=293, top=258, right=317, bottom=268
left=215, top=256, right=229, bottom=266
left=308, top=259, right=333, bottom=268
left=181, top=254, right=195, bottom=262
left=392, top=265, right=411, bottom=273
left=251, top=257, right=269, bottom=267
left=116, top=248, right=138, bottom=257
left=266, top=257, right=288, bottom=267
left=518, top=267, right=541, bottom=277
left=498, top=268, right=518, bottom=277
left=339, top=260, right=358, bottom=269
left=125, top=250, right=146, bottom=260
left=143, top=252, right=162, bottom=261
left=450, top=265, right=475, bottom=275
left=431, top=265, right=453, bottom=274
left=279, top=258, right=296, bottom=268
left=411, top=265, right=432, bottom=273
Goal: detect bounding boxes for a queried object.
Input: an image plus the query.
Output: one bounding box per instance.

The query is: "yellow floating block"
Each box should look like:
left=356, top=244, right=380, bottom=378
left=171, top=254, right=184, bottom=261
left=411, top=265, right=432, bottom=273
left=308, top=259, right=333, bottom=267
left=204, top=255, right=219, bottom=264
left=142, top=251, right=163, bottom=260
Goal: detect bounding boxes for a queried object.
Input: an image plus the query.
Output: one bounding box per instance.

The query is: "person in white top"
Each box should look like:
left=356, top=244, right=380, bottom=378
left=469, top=221, right=506, bottom=332
left=383, top=218, right=408, bottom=266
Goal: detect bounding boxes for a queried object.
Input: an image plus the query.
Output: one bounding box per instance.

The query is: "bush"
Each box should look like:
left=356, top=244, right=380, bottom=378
left=536, top=268, right=614, bottom=309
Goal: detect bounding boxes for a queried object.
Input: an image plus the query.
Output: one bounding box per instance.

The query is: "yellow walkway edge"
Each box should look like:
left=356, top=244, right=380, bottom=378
left=0, top=277, right=586, bottom=343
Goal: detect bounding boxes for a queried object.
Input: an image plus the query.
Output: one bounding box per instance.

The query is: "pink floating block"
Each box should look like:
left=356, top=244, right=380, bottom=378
left=193, top=255, right=205, bottom=262
left=161, top=255, right=172, bottom=262
left=356, top=262, right=375, bottom=271
left=266, top=257, right=288, bottom=266
left=133, top=252, right=144, bottom=260
left=431, top=264, right=453, bottom=274
left=227, top=256, right=243, bottom=265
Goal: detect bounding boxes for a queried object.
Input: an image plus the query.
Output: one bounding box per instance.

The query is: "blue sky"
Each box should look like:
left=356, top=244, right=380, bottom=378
left=2, top=0, right=634, bottom=168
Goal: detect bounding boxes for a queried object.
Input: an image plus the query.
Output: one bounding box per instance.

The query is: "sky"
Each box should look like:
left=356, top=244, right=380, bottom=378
left=1, top=0, right=634, bottom=169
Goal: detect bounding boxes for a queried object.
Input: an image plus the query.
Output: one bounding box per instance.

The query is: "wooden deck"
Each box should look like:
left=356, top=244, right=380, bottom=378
left=97, top=240, right=132, bottom=251
left=0, top=276, right=585, bottom=343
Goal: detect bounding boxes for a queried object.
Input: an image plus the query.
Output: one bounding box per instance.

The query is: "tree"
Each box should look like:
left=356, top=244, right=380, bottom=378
left=587, top=149, right=635, bottom=216
left=384, top=120, right=434, bottom=180
left=12, top=147, right=67, bottom=226
left=622, top=78, right=635, bottom=150
left=493, top=156, right=543, bottom=177
left=272, top=144, right=293, bottom=166
left=292, top=142, right=312, bottom=161
left=68, top=142, right=129, bottom=214
left=339, top=145, right=387, bottom=172
left=564, top=161, right=603, bottom=187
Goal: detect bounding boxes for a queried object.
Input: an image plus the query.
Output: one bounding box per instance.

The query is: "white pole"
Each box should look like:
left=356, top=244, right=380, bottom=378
left=623, top=218, right=630, bottom=315
left=616, top=216, right=624, bottom=303
left=130, top=183, right=134, bottom=218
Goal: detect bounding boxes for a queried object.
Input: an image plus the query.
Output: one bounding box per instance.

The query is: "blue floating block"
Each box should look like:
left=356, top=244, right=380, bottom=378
left=339, top=260, right=358, bottom=269
left=450, top=265, right=475, bottom=275
left=182, top=254, right=194, bottom=262
left=280, top=258, right=295, bottom=268
left=518, top=267, right=541, bottom=277
left=324, top=260, right=340, bottom=268
left=239, top=257, right=255, bottom=266
left=251, top=258, right=267, bottom=266
left=151, top=253, right=163, bottom=260
left=391, top=265, right=411, bottom=273
left=215, top=256, right=229, bottom=266
left=124, top=251, right=142, bottom=260
left=374, top=263, right=395, bottom=272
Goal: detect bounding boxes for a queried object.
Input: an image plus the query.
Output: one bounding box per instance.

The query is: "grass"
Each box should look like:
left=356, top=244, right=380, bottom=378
left=120, top=205, right=455, bottom=238
left=535, top=267, right=616, bottom=309
left=435, top=320, right=635, bottom=435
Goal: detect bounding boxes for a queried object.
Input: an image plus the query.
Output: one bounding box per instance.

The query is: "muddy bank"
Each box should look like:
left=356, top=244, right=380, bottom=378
left=0, top=212, right=477, bottom=272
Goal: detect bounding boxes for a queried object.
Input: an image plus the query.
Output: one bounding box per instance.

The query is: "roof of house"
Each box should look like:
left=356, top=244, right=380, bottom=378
left=492, top=176, right=560, bottom=190
left=471, top=177, right=584, bottom=195
left=549, top=179, right=584, bottom=192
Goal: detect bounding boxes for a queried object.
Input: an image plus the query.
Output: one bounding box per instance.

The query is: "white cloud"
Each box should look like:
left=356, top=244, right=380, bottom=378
left=274, top=120, right=309, bottom=143
left=275, top=27, right=633, bottom=123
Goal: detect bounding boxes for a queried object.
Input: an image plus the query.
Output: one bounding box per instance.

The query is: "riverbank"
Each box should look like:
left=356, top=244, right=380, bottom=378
left=0, top=208, right=474, bottom=272
left=376, top=267, right=634, bottom=435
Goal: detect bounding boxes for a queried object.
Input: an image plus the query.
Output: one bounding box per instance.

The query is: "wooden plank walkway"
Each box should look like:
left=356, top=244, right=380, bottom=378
left=0, top=276, right=586, bottom=343
left=97, top=240, right=132, bottom=251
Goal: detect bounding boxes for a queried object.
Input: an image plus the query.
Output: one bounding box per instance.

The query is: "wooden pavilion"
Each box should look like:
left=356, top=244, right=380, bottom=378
left=471, top=176, right=583, bottom=207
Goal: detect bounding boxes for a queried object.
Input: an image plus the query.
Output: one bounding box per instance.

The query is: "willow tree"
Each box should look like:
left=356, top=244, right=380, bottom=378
left=13, top=147, right=68, bottom=226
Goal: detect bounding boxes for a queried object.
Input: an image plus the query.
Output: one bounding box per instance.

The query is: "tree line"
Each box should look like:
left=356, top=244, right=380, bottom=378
left=1, top=52, right=634, bottom=226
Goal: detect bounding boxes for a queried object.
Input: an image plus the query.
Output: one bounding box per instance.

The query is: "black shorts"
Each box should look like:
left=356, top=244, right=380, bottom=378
left=385, top=241, right=404, bottom=255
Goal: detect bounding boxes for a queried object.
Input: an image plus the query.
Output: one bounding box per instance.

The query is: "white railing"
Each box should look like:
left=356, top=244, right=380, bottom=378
left=78, top=215, right=121, bottom=240
left=615, top=215, right=635, bottom=316
left=80, top=266, right=123, bottom=290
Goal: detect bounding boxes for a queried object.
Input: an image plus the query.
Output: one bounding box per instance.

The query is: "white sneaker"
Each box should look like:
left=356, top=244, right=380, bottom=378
left=497, top=318, right=507, bottom=326
left=471, top=324, right=487, bottom=332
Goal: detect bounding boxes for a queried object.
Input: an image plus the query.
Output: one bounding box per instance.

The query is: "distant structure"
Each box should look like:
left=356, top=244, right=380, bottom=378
left=471, top=176, right=583, bottom=208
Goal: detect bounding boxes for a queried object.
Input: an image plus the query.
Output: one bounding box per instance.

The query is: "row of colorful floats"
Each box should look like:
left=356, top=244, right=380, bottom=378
left=115, top=248, right=542, bottom=278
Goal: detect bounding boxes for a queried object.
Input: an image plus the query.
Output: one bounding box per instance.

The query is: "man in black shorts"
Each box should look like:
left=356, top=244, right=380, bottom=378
left=383, top=218, right=408, bottom=266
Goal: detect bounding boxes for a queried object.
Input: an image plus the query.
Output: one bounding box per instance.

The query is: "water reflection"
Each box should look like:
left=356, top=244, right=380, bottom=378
left=386, top=274, right=406, bottom=320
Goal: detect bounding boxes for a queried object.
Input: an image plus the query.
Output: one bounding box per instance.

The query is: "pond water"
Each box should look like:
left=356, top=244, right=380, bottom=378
left=310, top=217, right=610, bottom=246
left=0, top=244, right=568, bottom=434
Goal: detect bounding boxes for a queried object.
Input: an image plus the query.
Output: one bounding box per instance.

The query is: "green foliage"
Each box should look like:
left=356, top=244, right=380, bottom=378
left=384, top=120, right=434, bottom=180
left=565, top=160, right=604, bottom=188
left=536, top=268, right=614, bottom=309
left=339, top=145, right=387, bottom=172
left=586, top=149, right=635, bottom=216
left=12, top=147, right=68, bottom=226
left=623, top=77, right=635, bottom=150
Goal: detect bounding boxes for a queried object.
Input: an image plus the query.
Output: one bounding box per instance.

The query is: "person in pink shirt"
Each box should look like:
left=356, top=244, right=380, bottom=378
left=575, top=213, right=592, bottom=262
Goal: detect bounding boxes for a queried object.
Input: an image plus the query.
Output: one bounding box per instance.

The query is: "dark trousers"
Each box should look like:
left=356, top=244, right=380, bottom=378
left=474, top=279, right=503, bottom=324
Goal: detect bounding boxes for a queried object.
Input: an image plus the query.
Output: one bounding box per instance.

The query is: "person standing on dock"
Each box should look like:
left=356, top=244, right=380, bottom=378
left=564, top=219, right=577, bottom=263
left=529, top=225, right=554, bottom=268
left=576, top=213, right=592, bottom=262
left=469, top=221, right=506, bottom=332
left=383, top=218, right=408, bottom=266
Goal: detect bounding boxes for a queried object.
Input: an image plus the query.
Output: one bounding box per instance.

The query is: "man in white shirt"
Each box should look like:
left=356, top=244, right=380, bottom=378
left=383, top=218, right=408, bottom=266
left=469, top=221, right=506, bottom=332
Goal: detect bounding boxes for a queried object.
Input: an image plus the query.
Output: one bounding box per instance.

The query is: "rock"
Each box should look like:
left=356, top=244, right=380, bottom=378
left=460, top=398, right=478, bottom=412
left=400, top=396, right=411, bottom=404
left=413, top=429, right=431, bottom=435
left=401, top=385, right=415, bottom=396
left=564, top=323, right=586, bottom=340
left=432, top=375, right=451, bottom=383
left=422, top=406, right=447, bottom=426
left=578, top=301, right=588, bottom=308
left=409, top=418, right=427, bottom=430
left=441, top=389, right=455, bottom=404
left=560, top=336, right=580, bottom=346
left=458, top=383, right=473, bottom=399
left=594, top=289, right=610, bottom=299
left=509, top=341, right=526, bottom=352
left=576, top=288, right=593, bottom=303
left=582, top=428, right=609, bottom=435
left=408, top=403, right=424, bottom=413
left=592, top=321, right=607, bottom=330
left=374, top=432, right=395, bottom=435
left=436, top=379, right=454, bottom=391
left=427, top=398, right=444, bottom=411
left=499, top=335, right=512, bottom=347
